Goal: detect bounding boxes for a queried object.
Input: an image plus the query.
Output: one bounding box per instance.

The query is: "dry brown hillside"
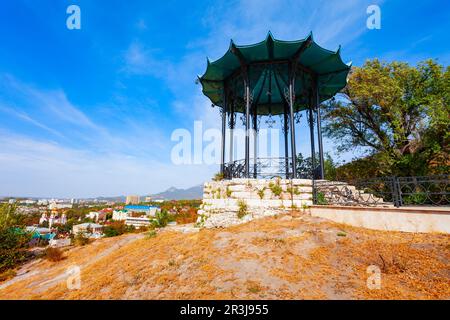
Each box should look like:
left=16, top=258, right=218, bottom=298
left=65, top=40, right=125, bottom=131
left=0, top=213, right=449, bottom=300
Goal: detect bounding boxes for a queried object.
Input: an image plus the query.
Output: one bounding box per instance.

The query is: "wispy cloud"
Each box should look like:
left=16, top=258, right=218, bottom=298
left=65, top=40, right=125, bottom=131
left=0, top=74, right=170, bottom=155
left=0, top=131, right=215, bottom=198
left=0, top=74, right=218, bottom=197
left=0, top=104, right=64, bottom=138
left=120, top=0, right=372, bottom=133
left=122, top=41, right=167, bottom=77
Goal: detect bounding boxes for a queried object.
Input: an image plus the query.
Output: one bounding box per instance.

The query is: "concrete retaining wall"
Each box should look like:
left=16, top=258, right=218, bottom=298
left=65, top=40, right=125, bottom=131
left=310, top=205, right=450, bottom=234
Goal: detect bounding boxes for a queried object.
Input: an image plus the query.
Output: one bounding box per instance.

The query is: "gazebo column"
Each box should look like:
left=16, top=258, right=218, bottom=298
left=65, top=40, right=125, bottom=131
left=245, top=81, right=251, bottom=178
left=308, top=95, right=316, bottom=179
left=229, top=100, right=235, bottom=167
left=253, top=113, right=258, bottom=179
left=313, top=77, right=325, bottom=180
left=283, top=104, right=289, bottom=179
left=220, top=89, right=227, bottom=175
left=288, top=74, right=297, bottom=179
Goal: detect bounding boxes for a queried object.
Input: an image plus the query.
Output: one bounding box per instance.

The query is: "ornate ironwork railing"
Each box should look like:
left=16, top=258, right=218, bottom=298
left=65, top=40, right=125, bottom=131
left=313, top=175, right=449, bottom=207
left=397, top=175, right=449, bottom=206
left=224, top=157, right=293, bottom=179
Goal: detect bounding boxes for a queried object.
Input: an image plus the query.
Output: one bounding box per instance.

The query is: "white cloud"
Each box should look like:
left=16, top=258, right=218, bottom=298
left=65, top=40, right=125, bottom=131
left=0, top=131, right=216, bottom=198
left=122, top=41, right=167, bottom=77
left=0, top=74, right=169, bottom=156
left=0, top=74, right=219, bottom=197
left=0, top=104, right=65, bottom=138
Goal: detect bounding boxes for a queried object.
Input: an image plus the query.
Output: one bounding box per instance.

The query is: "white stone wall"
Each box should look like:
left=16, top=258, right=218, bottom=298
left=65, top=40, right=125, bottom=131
left=197, top=178, right=313, bottom=228
left=310, top=205, right=450, bottom=234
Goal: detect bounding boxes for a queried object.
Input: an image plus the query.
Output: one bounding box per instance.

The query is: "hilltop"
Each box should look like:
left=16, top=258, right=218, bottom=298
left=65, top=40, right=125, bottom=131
left=0, top=213, right=448, bottom=300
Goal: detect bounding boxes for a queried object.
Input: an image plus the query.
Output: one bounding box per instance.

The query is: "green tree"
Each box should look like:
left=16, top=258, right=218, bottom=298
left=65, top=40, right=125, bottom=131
left=323, top=59, right=449, bottom=176
left=295, top=152, right=339, bottom=180
left=0, top=204, right=31, bottom=272
left=0, top=203, right=24, bottom=230
left=152, top=210, right=169, bottom=228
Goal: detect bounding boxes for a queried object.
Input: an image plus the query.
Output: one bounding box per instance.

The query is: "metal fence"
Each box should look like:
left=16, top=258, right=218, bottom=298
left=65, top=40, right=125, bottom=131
left=313, top=175, right=449, bottom=207
left=224, top=157, right=293, bottom=179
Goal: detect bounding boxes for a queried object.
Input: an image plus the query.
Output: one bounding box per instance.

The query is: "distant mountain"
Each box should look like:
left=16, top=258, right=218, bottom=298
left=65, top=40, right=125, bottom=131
left=150, top=185, right=203, bottom=200
left=95, top=195, right=126, bottom=202
left=2, top=186, right=204, bottom=203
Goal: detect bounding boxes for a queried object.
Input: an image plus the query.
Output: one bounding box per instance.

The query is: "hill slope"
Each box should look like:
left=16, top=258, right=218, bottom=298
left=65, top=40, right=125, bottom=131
left=0, top=214, right=449, bottom=300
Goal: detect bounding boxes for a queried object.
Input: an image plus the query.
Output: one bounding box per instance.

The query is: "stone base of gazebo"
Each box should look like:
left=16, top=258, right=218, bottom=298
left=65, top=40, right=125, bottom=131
left=196, top=178, right=313, bottom=228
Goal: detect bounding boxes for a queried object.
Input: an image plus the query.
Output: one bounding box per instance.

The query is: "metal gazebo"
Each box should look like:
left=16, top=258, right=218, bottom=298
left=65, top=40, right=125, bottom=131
left=198, top=32, right=351, bottom=179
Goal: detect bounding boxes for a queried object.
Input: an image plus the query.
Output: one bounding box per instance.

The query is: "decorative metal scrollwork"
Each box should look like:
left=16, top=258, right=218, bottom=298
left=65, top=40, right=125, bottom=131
left=265, top=114, right=276, bottom=128
left=223, top=157, right=293, bottom=179
left=313, top=175, right=450, bottom=207
left=280, top=114, right=289, bottom=134
left=294, top=112, right=302, bottom=124
left=283, top=87, right=289, bottom=101
left=240, top=114, right=247, bottom=127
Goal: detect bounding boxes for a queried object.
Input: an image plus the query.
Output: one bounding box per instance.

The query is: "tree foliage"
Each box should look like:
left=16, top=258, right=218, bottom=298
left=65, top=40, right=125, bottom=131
left=323, top=59, right=449, bottom=176
left=296, top=153, right=339, bottom=180
left=0, top=204, right=31, bottom=273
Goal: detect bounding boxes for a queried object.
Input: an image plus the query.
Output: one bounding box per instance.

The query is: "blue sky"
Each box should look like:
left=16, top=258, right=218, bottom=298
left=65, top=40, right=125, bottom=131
left=0, top=0, right=449, bottom=198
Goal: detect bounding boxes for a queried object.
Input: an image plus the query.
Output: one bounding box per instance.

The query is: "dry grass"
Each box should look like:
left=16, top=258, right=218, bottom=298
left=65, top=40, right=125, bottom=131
left=0, top=214, right=448, bottom=300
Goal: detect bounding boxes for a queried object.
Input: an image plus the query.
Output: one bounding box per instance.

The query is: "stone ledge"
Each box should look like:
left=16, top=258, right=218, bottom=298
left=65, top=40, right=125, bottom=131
left=198, top=178, right=314, bottom=228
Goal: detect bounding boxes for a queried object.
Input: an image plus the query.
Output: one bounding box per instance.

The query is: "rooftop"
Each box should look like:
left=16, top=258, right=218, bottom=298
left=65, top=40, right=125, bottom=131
left=124, top=205, right=159, bottom=210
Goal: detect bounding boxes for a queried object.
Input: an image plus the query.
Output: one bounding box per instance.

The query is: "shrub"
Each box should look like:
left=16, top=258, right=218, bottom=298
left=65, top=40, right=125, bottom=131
left=73, top=232, right=89, bottom=246
left=44, top=247, right=64, bottom=262
left=195, top=214, right=207, bottom=228
left=0, top=269, right=16, bottom=282
left=174, top=207, right=198, bottom=224
left=0, top=204, right=32, bottom=273
left=213, top=172, right=224, bottom=181
left=316, top=192, right=328, bottom=205
left=403, top=193, right=428, bottom=205
left=226, top=187, right=232, bottom=198
left=145, top=230, right=157, bottom=239
left=152, top=210, right=169, bottom=228
left=269, top=181, right=282, bottom=197
left=0, top=247, right=30, bottom=273
left=369, top=242, right=411, bottom=274
left=103, top=221, right=130, bottom=237
left=246, top=281, right=262, bottom=294
left=237, top=200, right=248, bottom=219
left=257, top=188, right=265, bottom=200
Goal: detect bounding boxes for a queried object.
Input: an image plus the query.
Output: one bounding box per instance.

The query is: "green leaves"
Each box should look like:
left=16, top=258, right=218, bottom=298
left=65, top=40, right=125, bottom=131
left=0, top=204, right=31, bottom=273
left=323, top=59, right=449, bottom=176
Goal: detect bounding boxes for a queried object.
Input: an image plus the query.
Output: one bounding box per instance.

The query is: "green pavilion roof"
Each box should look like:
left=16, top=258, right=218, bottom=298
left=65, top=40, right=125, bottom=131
left=199, top=32, right=351, bottom=115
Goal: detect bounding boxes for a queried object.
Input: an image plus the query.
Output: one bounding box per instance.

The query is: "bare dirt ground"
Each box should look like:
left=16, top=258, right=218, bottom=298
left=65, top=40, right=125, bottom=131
left=0, top=213, right=449, bottom=300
